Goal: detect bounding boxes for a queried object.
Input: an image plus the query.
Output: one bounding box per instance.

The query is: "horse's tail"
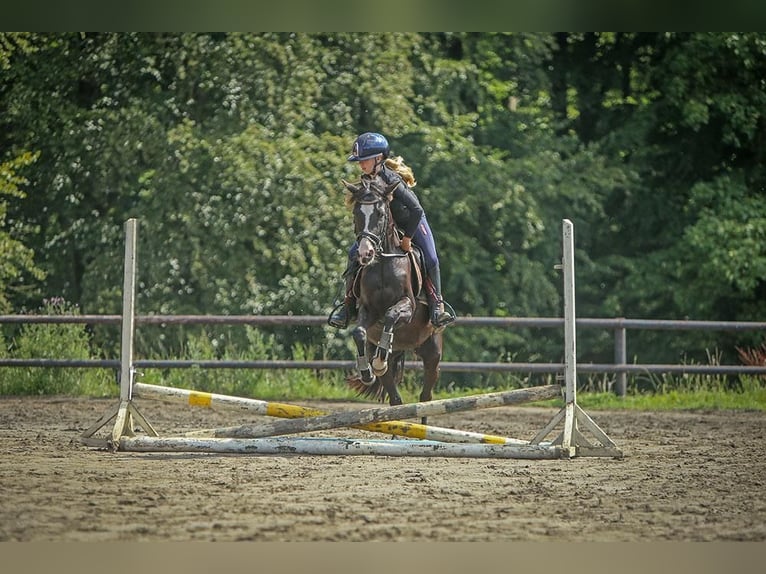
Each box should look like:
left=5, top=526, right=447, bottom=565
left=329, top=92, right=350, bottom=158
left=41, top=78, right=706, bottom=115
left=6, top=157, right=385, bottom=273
left=346, top=374, right=388, bottom=402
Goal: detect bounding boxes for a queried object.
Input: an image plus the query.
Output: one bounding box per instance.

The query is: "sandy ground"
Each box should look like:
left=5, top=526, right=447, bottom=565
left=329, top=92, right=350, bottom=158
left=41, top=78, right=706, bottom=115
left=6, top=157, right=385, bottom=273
left=1, top=394, right=765, bottom=542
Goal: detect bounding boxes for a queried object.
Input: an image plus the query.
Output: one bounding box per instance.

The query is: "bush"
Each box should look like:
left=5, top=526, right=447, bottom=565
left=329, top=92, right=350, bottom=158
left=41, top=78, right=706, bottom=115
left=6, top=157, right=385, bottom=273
left=139, top=326, right=350, bottom=400
left=0, top=298, right=115, bottom=396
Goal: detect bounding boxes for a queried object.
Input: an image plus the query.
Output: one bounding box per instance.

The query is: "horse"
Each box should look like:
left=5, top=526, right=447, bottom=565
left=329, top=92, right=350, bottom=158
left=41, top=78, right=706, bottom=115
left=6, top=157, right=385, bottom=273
left=342, top=178, right=443, bottom=423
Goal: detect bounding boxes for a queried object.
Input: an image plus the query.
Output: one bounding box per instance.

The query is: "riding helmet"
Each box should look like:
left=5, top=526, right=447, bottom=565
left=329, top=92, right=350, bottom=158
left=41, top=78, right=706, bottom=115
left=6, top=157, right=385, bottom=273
left=347, top=132, right=390, bottom=162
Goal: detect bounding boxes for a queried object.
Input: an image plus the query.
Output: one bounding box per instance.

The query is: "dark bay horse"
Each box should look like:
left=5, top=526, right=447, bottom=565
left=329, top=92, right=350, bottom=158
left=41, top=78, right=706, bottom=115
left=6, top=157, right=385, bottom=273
left=342, top=178, right=443, bottom=422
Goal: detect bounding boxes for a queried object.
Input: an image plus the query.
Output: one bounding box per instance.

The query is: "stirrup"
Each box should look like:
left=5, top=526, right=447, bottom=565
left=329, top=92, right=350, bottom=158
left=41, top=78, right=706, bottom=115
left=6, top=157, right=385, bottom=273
left=327, top=302, right=350, bottom=329
left=431, top=301, right=456, bottom=328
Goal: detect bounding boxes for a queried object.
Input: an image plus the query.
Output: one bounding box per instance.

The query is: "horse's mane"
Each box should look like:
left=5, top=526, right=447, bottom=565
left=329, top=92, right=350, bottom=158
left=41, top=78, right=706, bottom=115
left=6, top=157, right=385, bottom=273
left=344, top=190, right=356, bottom=210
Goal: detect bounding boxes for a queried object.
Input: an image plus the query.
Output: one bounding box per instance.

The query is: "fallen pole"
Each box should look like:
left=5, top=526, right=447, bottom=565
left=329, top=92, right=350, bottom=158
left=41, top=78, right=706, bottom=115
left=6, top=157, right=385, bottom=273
left=134, top=382, right=528, bottom=445
left=118, top=436, right=563, bottom=459
left=183, top=384, right=562, bottom=439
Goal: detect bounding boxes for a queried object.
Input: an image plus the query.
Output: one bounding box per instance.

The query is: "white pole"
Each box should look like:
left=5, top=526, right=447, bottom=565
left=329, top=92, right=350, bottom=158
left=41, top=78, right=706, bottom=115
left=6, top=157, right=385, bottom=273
left=119, top=436, right=562, bottom=459
left=562, top=219, right=577, bottom=453
left=119, top=218, right=138, bottom=401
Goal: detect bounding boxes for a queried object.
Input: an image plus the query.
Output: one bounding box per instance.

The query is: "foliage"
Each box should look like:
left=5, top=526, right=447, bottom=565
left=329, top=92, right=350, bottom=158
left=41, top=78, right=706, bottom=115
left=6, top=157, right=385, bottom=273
left=737, top=341, right=766, bottom=367
left=544, top=32, right=766, bottom=363
left=0, top=152, right=46, bottom=313
left=0, top=298, right=114, bottom=395
left=138, top=327, right=350, bottom=400
left=0, top=32, right=764, bottom=382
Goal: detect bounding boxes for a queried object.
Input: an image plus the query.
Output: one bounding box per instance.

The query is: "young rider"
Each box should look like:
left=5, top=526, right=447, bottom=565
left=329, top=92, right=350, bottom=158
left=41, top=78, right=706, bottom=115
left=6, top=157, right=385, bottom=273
left=328, top=132, right=455, bottom=329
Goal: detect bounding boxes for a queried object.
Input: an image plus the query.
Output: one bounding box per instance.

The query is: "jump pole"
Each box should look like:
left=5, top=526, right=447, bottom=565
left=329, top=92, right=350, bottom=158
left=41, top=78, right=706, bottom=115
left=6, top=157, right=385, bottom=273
left=178, top=384, right=562, bottom=439
left=118, top=435, right=562, bottom=459
left=133, top=382, right=530, bottom=445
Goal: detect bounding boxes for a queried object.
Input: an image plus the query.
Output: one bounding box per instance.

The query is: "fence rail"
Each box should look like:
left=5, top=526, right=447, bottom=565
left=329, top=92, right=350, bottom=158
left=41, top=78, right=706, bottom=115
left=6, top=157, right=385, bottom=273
left=2, top=314, right=766, bottom=396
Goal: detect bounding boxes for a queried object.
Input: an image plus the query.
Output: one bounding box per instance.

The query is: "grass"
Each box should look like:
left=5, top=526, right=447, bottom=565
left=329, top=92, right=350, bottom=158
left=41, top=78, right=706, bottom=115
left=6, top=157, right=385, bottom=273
left=396, top=372, right=766, bottom=412
left=1, top=366, right=764, bottom=412
left=432, top=387, right=766, bottom=412
left=569, top=387, right=765, bottom=411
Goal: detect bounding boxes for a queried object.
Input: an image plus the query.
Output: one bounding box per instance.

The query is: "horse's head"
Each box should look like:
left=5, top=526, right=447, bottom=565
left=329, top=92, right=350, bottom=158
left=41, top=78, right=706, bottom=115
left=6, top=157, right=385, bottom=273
left=343, top=179, right=397, bottom=267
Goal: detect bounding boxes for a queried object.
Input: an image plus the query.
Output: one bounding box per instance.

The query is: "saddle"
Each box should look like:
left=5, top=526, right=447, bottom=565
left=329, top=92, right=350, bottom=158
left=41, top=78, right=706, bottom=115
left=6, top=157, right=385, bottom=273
left=408, top=247, right=426, bottom=300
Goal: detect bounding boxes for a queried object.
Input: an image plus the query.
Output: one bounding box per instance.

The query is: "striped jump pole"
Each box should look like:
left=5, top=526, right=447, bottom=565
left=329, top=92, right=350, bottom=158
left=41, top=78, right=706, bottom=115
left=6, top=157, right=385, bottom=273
left=183, top=384, right=562, bottom=440
left=118, top=436, right=562, bottom=459
left=133, top=382, right=529, bottom=445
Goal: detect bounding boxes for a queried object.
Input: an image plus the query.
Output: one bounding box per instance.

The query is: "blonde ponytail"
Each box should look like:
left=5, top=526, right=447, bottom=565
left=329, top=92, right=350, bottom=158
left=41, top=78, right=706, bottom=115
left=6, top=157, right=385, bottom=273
left=385, top=156, right=417, bottom=187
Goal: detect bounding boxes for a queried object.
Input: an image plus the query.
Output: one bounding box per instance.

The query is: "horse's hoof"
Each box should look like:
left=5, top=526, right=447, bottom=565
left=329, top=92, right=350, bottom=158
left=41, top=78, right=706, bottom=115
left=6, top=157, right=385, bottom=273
left=372, top=358, right=388, bottom=376
left=360, top=369, right=375, bottom=385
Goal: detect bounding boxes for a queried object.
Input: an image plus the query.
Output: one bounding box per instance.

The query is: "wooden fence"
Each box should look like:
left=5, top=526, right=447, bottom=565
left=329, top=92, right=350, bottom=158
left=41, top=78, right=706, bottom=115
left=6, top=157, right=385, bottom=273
left=2, top=314, right=766, bottom=397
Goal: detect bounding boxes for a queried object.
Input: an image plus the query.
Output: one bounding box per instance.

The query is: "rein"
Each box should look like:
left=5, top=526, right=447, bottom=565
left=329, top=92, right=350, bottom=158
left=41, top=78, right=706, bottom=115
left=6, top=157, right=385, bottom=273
left=355, top=193, right=407, bottom=259
left=356, top=229, right=383, bottom=253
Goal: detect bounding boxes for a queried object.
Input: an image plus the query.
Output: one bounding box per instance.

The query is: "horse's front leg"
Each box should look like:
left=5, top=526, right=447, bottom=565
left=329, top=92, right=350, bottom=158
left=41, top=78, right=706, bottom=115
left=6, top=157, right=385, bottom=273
left=352, top=324, right=374, bottom=385
left=372, top=297, right=414, bottom=376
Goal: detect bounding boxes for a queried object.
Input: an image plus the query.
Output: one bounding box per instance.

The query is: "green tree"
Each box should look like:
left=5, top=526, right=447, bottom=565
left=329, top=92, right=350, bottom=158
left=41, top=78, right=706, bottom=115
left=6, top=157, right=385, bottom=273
left=0, top=152, right=45, bottom=313
left=3, top=32, right=764, bottom=375
left=546, top=33, right=766, bottom=362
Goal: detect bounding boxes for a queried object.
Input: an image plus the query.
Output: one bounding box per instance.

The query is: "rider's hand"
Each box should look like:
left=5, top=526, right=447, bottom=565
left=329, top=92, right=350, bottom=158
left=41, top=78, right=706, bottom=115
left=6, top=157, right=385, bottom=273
left=401, top=236, right=412, bottom=252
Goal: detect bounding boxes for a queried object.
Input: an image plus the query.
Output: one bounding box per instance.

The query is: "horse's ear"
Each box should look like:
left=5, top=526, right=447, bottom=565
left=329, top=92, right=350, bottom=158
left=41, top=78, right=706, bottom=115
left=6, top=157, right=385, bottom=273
left=385, top=181, right=398, bottom=197
left=342, top=179, right=363, bottom=195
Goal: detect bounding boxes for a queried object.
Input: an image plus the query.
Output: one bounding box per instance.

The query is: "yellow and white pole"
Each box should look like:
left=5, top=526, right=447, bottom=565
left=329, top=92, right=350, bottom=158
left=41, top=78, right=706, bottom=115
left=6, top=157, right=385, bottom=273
left=133, top=382, right=533, bottom=445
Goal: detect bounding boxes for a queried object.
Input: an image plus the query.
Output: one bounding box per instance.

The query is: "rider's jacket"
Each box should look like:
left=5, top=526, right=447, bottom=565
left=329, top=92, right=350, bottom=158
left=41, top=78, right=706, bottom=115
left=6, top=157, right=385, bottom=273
left=363, top=166, right=424, bottom=239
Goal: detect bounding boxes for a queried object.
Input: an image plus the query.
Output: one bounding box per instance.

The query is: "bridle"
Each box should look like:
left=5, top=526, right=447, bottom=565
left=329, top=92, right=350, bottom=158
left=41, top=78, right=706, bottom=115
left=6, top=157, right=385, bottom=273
left=354, top=191, right=404, bottom=259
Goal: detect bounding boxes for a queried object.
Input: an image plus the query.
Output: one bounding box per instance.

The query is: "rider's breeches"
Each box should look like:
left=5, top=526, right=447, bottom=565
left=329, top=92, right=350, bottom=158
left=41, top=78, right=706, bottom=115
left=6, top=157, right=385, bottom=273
left=410, top=216, right=440, bottom=275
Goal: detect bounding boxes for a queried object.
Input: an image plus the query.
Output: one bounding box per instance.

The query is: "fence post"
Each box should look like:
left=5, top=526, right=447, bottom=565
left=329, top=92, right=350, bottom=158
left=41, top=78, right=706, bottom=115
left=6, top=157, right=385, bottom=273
left=614, top=321, right=627, bottom=397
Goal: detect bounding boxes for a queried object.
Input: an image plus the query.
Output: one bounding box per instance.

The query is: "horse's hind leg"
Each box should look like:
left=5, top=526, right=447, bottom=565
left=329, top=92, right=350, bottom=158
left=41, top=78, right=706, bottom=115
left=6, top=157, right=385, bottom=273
left=381, top=351, right=405, bottom=407
left=416, top=334, right=442, bottom=425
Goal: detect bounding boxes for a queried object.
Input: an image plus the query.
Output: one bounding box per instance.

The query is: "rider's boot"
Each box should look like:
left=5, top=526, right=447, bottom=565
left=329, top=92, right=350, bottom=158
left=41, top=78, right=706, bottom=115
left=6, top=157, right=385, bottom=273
left=425, top=265, right=455, bottom=328
left=328, top=261, right=360, bottom=329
